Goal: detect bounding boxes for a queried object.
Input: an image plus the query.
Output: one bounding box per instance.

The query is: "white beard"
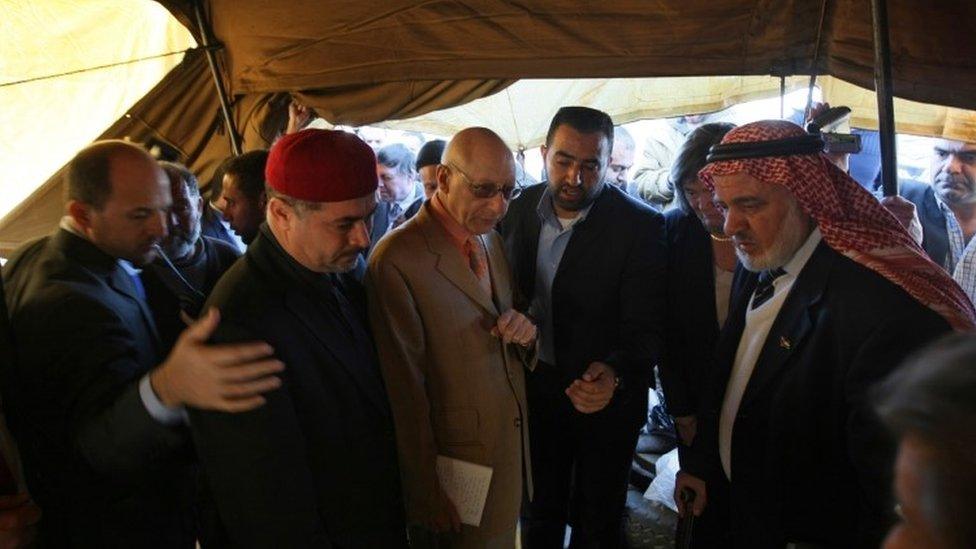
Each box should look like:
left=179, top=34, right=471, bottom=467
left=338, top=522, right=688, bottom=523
left=736, top=198, right=811, bottom=272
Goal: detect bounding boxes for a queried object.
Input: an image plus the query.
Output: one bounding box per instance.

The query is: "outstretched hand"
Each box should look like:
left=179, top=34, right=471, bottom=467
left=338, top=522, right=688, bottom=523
left=151, top=308, right=284, bottom=413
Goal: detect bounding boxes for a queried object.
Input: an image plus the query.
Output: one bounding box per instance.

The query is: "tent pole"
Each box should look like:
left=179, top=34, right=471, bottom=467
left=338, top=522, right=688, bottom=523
left=193, top=0, right=242, bottom=156
left=872, top=0, right=898, bottom=197
left=780, top=75, right=786, bottom=119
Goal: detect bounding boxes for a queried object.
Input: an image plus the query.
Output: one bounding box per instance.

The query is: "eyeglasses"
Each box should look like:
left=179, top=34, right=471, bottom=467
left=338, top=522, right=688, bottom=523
left=444, top=162, right=522, bottom=200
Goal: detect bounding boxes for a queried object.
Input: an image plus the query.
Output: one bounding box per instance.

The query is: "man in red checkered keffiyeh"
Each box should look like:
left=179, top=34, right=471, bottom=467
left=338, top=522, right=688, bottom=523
left=699, top=119, right=976, bottom=331
left=676, top=119, right=971, bottom=549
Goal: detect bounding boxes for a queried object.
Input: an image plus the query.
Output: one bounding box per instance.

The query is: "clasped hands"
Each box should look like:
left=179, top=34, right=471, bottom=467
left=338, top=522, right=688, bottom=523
left=566, top=361, right=617, bottom=414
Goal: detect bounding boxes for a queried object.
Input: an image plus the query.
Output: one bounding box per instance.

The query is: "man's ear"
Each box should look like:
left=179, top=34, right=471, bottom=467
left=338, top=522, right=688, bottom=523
left=266, top=197, right=292, bottom=225
left=540, top=144, right=548, bottom=160
left=435, top=164, right=451, bottom=195
left=67, top=200, right=93, bottom=232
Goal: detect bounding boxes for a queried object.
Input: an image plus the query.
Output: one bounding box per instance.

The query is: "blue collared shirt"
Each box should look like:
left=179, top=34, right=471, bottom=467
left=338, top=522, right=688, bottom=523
left=530, top=186, right=595, bottom=364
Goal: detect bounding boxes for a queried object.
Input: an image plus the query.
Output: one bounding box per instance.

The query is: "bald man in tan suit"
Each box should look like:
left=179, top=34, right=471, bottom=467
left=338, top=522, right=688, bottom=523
left=367, top=128, right=536, bottom=548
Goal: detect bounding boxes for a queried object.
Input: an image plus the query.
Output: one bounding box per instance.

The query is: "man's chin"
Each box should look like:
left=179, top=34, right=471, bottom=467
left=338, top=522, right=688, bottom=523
left=333, top=252, right=364, bottom=272
left=128, top=248, right=159, bottom=267
left=735, top=249, right=772, bottom=273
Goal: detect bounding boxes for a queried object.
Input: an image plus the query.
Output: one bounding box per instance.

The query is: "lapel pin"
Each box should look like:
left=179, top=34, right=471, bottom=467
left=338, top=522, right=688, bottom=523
left=779, top=336, right=792, bottom=350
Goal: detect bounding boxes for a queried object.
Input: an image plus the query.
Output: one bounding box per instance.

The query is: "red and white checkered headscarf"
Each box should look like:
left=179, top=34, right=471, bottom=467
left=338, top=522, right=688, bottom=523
left=699, top=120, right=975, bottom=331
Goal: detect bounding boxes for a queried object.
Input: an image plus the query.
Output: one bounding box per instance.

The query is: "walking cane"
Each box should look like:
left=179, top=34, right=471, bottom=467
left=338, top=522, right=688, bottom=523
left=675, top=488, right=695, bottom=549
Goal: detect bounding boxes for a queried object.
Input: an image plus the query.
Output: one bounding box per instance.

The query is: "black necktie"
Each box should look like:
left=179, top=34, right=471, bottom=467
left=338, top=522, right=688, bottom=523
left=751, top=267, right=786, bottom=310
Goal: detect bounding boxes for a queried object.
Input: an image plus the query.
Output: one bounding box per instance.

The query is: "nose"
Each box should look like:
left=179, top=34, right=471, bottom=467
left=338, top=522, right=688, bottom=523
left=489, top=192, right=509, bottom=217
left=698, top=194, right=716, bottom=215
left=947, top=153, right=964, bottom=174
left=350, top=220, right=371, bottom=250
left=566, top=164, right=583, bottom=187
left=151, top=210, right=168, bottom=239
left=723, top=207, right=743, bottom=237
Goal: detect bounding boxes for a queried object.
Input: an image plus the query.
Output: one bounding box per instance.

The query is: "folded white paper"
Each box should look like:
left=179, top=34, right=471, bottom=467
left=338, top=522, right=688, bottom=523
left=436, top=455, right=493, bottom=527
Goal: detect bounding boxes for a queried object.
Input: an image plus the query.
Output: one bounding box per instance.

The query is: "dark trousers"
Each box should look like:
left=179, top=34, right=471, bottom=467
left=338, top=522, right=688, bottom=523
left=687, top=472, right=731, bottom=549
left=520, top=365, right=644, bottom=549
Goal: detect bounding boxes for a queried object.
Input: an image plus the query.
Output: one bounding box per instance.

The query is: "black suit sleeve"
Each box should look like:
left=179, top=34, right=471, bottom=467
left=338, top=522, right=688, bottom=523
left=188, top=319, right=332, bottom=549
left=602, top=212, right=667, bottom=386
left=20, top=291, right=188, bottom=479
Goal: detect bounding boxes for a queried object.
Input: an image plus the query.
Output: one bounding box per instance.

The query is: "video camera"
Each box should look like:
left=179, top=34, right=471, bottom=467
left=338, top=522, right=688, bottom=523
left=806, top=106, right=862, bottom=155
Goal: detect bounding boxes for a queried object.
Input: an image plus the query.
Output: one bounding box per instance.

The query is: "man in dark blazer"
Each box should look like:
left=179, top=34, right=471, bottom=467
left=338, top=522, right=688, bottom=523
left=894, top=138, right=976, bottom=306
left=188, top=129, right=406, bottom=548
left=900, top=179, right=948, bottom=266
left=2, top=140, right=282, bottom=547
left=499, top=106, right=666, bottom=547
left=677, top=121, right=972, bottom=548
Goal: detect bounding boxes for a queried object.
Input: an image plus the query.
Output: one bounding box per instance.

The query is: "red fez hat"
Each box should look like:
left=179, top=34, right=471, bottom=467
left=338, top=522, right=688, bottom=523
left=265, top=129, right=377, bottom=202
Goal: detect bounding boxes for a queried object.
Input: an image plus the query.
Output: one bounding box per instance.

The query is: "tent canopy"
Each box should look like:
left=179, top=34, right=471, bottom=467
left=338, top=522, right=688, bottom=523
left=3, top=0, right=976, bottom=253
left=158, top=0, right=976, bottom=119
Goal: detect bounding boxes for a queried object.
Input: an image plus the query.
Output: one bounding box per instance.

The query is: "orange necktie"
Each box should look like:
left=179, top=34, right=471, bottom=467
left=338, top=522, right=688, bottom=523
left=464, top=236, right=488, bottom=280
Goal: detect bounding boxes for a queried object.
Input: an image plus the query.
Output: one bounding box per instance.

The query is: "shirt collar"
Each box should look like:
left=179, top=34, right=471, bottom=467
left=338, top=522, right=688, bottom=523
left=59, top=215, right=86, bottom=238
left=428, top=192, right=474, bottom=251
left=935, top=195, right=962, bottom=223
left=782, top=226, right=823, bottom=277
left=535, top=184, right=597, bottom=229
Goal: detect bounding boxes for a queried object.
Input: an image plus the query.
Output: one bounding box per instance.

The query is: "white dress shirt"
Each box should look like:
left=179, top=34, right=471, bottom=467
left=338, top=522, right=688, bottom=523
left=719, top=228, right=822, bottom=479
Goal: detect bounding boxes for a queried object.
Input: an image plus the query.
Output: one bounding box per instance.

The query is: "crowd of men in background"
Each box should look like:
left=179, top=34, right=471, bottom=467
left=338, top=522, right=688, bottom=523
left=0, top=102, right=973, bottom=549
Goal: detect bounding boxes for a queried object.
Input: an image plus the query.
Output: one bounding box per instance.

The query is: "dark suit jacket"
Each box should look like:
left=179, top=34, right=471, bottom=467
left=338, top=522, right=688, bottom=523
left=368, top=192, right=425, bottom=253
left=2, top=229, right=196, bottom=548
left=901, top=180, right=948, bottom=267
left=684, top=242, right=950, bottom=548
left=143, top=236, right=241, bottom=352
left=402, top=195, right=424, bottom=221
left=189, top=226, right=406, bottom=548
left=660, top=208, right=725, bottom=418
left=499, top=182, right=666, bottom=425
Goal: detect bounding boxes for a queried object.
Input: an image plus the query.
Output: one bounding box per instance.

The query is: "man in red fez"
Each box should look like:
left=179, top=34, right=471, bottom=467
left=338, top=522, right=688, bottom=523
left=188, top=129, right=407, bottom=548
left=675, top=120, right=972, bottom=549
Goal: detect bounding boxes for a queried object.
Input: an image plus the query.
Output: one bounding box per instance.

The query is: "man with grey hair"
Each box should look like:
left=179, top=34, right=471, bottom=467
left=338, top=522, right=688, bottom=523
left=675, top=120, right=967, bottom=548
left=377, top=143, right=424, bottom=230
left=606, top=126, right=636, bottom=194
left=142, top=161, right=241, bottom=351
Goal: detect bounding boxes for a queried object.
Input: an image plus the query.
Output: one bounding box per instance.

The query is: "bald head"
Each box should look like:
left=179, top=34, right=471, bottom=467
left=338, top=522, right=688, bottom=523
left=438, top=127, right=517, bottom=235
left=443, top=127, right=516, bottom=178
left=66, top=140, right=161, bottom=210
left=65, top=139, right=170, bottom=265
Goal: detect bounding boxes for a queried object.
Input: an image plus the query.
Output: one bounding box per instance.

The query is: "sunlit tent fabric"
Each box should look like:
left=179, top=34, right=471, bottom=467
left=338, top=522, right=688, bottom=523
left=0, top=0, right=194, bottom=222
left=2, top=0, right=976, bottom=253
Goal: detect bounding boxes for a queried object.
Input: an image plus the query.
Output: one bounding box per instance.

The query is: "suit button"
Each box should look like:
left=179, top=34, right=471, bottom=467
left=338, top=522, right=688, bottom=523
left=514, top=417, right=522, bottom=429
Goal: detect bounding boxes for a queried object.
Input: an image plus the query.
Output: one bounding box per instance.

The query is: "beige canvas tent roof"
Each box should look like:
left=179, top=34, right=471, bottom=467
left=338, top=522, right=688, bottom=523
left=2, top=0, right=976, bottom=253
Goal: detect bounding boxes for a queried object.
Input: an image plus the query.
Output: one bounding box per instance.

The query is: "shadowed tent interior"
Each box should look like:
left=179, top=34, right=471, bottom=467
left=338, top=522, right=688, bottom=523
left=2, top=0, right=975, bottom=254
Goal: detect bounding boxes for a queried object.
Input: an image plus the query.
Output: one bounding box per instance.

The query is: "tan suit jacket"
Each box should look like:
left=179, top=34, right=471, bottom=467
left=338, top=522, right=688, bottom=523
left=366, top=203, right=533, bottom=537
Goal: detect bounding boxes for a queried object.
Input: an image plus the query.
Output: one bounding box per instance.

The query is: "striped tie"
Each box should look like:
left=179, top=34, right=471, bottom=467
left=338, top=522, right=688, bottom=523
left=751, top=268, right=786, bottom=309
